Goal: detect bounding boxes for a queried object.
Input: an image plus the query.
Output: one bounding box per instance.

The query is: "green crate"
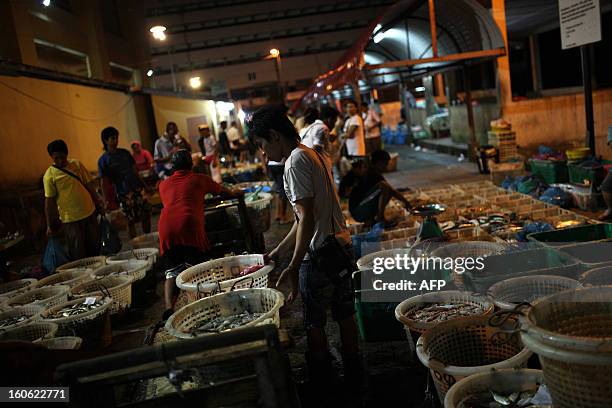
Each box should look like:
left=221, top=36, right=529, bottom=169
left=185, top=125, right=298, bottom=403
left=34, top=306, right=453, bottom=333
left=528, top=159, right=568, bottom=184
left=527, top=224, right=612, bottom=246
left=567, top=162, right=606, bottom=186
left=354, top=291, right=405, bottom=342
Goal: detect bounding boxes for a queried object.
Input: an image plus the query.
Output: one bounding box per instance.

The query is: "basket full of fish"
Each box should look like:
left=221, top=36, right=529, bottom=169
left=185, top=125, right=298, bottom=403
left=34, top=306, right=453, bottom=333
left=176, top=255, right=274, bottom=302
left=0, top=278, right=38, bottom=305
left=395, top=291, right=494, bottom=335
left=444, top=368, right=551, bottom=408
left=106, top=248, right=159, bottom=265
left=92, top=260, right=150, bottom=281
left=6, top=285, right=70, bottom=309
left=165, top=288, right=284, bottom=339
left=71, top=275, right=133, bottom=314
left=37, top=269, right=92, bottom=289
left=56, top=256, right=106, bottom=272
left=41, top=296, right=112, bottom=347
left=0, top=304, right=45, bottom=331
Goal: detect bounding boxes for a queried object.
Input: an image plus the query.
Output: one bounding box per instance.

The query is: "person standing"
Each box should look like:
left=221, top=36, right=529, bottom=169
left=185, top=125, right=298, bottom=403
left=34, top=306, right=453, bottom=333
left=249, top=105, right=361, bottom=400
left=99, top=127, right=152, bottom=239
left=362, top=102, right=382, bottom=154
left=158, top=149, right=241, bottom=319
left=154, top=122, right=178, bottom=179
left=321, top=106, right=343, bottom=185
left=299, top=107, right=330, bottom=159
left=197, top=123, right=221, bottom=182
left=43, top=140, right=102, bottom=260
left=131, top=141, right=154, bottom=172
left=343, top=100, right=366, bottom=158
left=217, top=120, right=232, bottom=155
left=227, top=120, right=248, bottom=161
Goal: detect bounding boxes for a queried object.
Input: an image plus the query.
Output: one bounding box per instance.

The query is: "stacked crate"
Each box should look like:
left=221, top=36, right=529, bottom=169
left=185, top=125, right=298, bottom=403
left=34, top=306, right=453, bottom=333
left=488, top=130, right=518, bottom=162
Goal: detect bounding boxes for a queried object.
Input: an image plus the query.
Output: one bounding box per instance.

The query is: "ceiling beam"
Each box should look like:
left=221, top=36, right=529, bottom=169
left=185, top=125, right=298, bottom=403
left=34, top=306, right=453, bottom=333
left=365, top=48, right=505, bottom=70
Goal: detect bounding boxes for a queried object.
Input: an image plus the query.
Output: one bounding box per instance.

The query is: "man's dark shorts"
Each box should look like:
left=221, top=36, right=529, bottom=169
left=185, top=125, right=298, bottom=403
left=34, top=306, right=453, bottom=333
left=299, top=248, right=356, bottom=330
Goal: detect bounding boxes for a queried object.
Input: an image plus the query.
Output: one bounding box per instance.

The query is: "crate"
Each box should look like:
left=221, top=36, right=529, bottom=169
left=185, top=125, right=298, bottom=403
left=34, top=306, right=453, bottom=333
left=528, top=159, right=568, bottom=184
left=445, top=226, right=496, bottom=242
left=453, top=180, right=497, bottom=191
left=521, top=206, right=564, bottom=221
left=567, top=162, right=606, bottom=187
left=489, top=161, right=525, bottom=185
left=488, top=130, right=516, bottom=147
left=527, top=224, right=612, bottom=246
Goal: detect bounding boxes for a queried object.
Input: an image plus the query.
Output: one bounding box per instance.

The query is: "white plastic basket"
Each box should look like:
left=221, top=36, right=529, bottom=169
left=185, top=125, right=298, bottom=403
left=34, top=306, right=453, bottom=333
left=37, top=269, right=92, bottom=289
left=71, top=276, right=133, bottom=314
left=176, top=255, right=273, bottom=302
left=416, top=315, right=532, bottom=401
left=92, top=260, right=149, bottom=281
left=0, top=278, right=38, bottom=302
left=6, top=285, right=70, bottom=308
left=444, top=369, right=545, bottom=408
left=357, top=248, right=412, bottom=270
left=487, top=274, right=582, bottom=310
left=106, top=248, right=159, bottom=265
left=0, top=322, right=58, bottom=342
left=0, top=304, right=45, bottom=331
left=165, top=288, right=284, bottom=339
left=56, top=256, right=106, bottom=272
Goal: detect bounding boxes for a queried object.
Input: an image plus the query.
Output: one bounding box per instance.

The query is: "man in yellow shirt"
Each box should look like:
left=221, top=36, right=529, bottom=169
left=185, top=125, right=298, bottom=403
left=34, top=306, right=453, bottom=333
left=43, top=140, right=102, bottom=259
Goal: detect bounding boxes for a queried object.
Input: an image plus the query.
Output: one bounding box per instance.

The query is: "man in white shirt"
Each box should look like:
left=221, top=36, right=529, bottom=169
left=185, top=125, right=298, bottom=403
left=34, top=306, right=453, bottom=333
left=154, top=122, right=177, bottom=178
left=362, top=102, right=382, bottom=154
left=342, top=100, right=366, bottom=157
left=299, top=107, right=330, bottom=158
left=227, top=121, right=248, bottom=161
left=249, top=105, right=361, bottom=400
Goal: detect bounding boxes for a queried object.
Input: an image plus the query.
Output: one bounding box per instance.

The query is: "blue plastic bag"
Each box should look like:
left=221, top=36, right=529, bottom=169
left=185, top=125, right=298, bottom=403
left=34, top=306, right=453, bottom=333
left=42, top=237, right=70, bottom=274
left=352, top=222, right=384, bottom=259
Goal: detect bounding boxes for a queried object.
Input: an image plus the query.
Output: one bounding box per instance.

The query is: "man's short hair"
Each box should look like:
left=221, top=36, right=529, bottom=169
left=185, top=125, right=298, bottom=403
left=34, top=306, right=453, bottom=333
left=320, top=106, right=339, bottom=122
left=248, top=104, right=299, bottom=142
left=344, top=99, right=357, bottom=107
left=303, top=107, right=319, bottom=125
left=220, top=120, right=227, bottom=127
left=101, top=126, right=119, bottom=150
left=371, top=149, right=391, bottom=165
left=47, top=139, right=68, bottom=156
left=171, top=149, right=193, bottom=171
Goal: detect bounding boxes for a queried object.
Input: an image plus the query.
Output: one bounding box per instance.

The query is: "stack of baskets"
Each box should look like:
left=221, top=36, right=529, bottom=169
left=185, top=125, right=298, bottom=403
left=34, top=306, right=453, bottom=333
left=488, top=130, right=518, bottom=162
left=176, top=255, right=273, bottom=302
left=165, top=288, right=284, bottom=339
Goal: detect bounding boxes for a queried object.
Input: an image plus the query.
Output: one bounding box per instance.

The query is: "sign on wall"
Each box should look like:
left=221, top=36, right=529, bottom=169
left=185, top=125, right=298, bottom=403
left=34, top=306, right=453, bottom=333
left=558, top=0, right=602, bottom=49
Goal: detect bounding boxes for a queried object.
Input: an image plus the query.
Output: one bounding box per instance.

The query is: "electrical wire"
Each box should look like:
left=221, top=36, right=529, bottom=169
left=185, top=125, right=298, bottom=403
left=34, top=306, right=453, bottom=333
left=0, top=80, right=134, bottom=122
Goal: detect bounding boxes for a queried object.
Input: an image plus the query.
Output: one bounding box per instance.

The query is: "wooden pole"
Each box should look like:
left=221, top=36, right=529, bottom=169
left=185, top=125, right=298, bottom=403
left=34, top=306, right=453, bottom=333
left=463, top=65, right=477, bottom=161
left=428, top=0, right=438, bottom=58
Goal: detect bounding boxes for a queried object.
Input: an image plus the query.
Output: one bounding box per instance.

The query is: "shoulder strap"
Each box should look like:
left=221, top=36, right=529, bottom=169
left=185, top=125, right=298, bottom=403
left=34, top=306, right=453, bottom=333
left=52, top=164, right=87, bottom=189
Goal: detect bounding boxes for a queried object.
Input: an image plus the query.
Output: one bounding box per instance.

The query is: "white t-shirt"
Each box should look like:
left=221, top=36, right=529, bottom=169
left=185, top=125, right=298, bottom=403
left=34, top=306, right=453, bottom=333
left=364, top=109, right=381, bottom=139
left=343, top=114, right=365, bottom=156
left=284, top=145, right=350, bottom=251
left=227, top=126, right=242, bottom=143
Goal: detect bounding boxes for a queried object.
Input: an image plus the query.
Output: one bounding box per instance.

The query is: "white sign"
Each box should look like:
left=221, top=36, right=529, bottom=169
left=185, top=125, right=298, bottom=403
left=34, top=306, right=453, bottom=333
left=559, top=0, right=602, bottom=49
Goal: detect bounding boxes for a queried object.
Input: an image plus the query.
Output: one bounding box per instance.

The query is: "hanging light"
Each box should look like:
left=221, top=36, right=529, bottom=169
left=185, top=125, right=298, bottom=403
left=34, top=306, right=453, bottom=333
left=189, top=76, right=202, bottom=89
left=42, top=0, right=51, bottom=6
left=149, top=25, right=167, bottom=41
left=146, top=69, right=154, bottom=77
left=373, top=30, right=386, bottom=44
left=269, top=48, right=280, bottom=58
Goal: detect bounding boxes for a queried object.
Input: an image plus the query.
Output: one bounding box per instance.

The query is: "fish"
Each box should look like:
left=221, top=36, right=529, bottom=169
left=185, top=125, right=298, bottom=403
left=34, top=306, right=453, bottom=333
left=0, top=315, right=28, bottom=328
left=47, top=300, right=103, bottom=319
left=188, top=311, right=264, bottom=335
left=405, top=302, right=485, bottom=323
left=459, top=388, right=543, bottom=408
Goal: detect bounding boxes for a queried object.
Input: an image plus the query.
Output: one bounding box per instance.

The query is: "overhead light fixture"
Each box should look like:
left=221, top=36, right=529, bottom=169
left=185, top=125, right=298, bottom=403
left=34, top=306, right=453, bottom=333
left=149, top=25, right=167, bottom=41
left=317, top=81, right=322, bottom=88
left=415, top=86, right=426, bottom=92
left=326, top=84, right=332, bottom=91
left=373, top=31, right=386, bottom=44
left=375, top=24, right=382, bottom=32
left=189, top=76, right=202, bottom=89
left=42, top=0, right=51, bottom=6
left=146, top=69, right=154, bottom=77
left=269, top=48, right=280, bottom=58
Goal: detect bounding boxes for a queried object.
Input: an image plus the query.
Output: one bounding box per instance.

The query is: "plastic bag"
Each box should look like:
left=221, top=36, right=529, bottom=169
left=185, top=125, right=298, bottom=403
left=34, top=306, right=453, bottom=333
left=99, top=215, right=122, bottom=255
left=42, top=237, right=70, bottom=273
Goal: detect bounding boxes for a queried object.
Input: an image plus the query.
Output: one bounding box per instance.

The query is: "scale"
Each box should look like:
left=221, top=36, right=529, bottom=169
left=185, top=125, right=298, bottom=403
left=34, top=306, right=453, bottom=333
left=411, top=203, right=447, bottom=242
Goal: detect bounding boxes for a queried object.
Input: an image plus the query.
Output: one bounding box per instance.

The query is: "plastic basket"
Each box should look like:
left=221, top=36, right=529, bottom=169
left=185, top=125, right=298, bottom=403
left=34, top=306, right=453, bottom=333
left=39, top=336, right=83, bottom=350
left=354, top=292, right=404, bottom=342
left=559, top=242, right=612, bottom=268
left=71, top=276, right=133, bottom=314
left=176, top=255, right=273, bottom=302
left=357, top=248, right=412, bottom=270
left=580, top=265, right=612, bottom=286
left=6, top=285, right=70, bottom=308
left=106, top=248, right=159, bottom=265
left=165, top=288, right=284, bottom=339
left=487, top=274, right=582, bottom=310
left=430, top=242, right=509, bottom=290
left=527, top=223, right=612, bottom=246
left=129, top=232, right=159, bottom=249
left=519, top=287, right=612, bottom=408
left=529, top=159, right=568, bottom=184
left=416, top=315, right=532, bottom=401
left=464, top=247, right=582, bottom=293
left=567, top=162, right=606, bottom=187
left=41, top=296, right=112, bottom=346
left=227, top=192, right=273, bottom=234
left=92, top=260, right=150, bottom=281
left=37, top=269, right=92, bottom=289
left=0, top=278, right=38, bottom=301
left=56, top=256, right=106, bottom=272
left=395, top=291, right=493, bottom=335
left=444, top=368, right=544, bottom=408
left=0, top=322, right=57, bottom=342
left=0, top=305, right=45, bottom=330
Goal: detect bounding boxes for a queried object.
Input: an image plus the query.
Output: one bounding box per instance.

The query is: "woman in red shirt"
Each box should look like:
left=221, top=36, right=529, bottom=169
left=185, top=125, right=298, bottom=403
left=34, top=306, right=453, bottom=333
left=158, top=149, right=241, bottom=317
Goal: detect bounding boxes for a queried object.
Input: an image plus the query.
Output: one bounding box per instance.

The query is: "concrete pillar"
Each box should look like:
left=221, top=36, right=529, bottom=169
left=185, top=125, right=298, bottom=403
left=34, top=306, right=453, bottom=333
left=435, top=74, right=447, bottom=105
left=74, top=0, right=111, bottom=80
left=491, top=0, right=512, bottom=114
left=423, top=75, right=437, bottom=116
left=7, top=1, right=39, bottom=65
